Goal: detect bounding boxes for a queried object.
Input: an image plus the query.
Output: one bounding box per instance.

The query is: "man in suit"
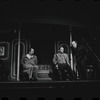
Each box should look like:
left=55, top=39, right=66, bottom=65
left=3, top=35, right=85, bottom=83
left=53, top=46, right=76, bottom=80
left=21, top=48, right=38, bottom=81
left=71, top=41, right=88, bottom=80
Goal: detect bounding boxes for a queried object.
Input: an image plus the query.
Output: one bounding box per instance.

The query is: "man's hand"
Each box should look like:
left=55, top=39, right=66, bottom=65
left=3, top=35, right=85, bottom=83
left=68, top=63, right=70, bottom=66
left=55, top=64, right=58, bottom=69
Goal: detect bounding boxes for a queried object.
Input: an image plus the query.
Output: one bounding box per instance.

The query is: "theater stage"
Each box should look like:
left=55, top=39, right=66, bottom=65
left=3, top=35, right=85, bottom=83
left=0, top=80, right=100, bottom=89
left=0, top=80, right=100, bottom=100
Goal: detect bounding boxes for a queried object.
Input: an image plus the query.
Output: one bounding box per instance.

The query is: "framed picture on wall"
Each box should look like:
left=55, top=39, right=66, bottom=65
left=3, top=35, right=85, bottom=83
left=0, top=42, right=10, bottom=60
left=0, top=46, right=5, bottom=56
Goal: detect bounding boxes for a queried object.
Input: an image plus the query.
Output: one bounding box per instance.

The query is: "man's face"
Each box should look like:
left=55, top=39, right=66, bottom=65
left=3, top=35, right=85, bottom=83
left=29, top=49, right=34, bottom=55
left=72, top=41, right=77, bottom=48
left=60, top=47, right=64, bottom=53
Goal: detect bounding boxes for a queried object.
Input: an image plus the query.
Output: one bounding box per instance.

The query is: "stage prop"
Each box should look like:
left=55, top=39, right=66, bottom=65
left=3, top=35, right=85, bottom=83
left=37, top=65, right=52, bottom=80
left=69, top=26, right=74, bottom=71
left=0, top=42, right=10, bottom=60
left=11, top=38, right=29, bottom=80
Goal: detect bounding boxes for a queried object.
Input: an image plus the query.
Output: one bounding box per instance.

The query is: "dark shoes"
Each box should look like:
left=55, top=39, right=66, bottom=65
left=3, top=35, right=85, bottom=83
left=31, top=77, right=38, bottom=81
left=29, top=78, right=33, bottom=81
left=33, top=77, right=38, bottom=81
left=29, top=78, right=38, bottom=81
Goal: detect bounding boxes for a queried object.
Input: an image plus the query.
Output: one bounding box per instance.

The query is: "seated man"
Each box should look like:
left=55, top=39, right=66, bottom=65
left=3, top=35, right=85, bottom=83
left=21, top=48, right=38, bottom=81
left=53, top=46, right=76, bottom=81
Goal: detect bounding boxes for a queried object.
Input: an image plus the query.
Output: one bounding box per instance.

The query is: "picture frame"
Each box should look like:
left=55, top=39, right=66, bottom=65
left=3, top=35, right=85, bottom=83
left=0, top=46, right=5, bottom=56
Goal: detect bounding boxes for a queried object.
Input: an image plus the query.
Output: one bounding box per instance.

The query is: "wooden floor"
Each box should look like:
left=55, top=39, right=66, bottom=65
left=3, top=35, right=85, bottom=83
left=0, top=79, right=100, bottom=89
left=0, top=80, right=100, bottom=100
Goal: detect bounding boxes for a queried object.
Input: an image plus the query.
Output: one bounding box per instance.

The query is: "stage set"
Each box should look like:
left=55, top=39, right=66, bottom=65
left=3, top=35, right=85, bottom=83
left=0, top=0, right=100, bottom=100
left=0, top=23, right=100, bottom=84
left=0, top=23, right=100, bottom=100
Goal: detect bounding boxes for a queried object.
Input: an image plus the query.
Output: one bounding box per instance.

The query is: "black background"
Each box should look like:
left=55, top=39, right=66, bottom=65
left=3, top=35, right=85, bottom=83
left=0, top=0, right=100, bottom=99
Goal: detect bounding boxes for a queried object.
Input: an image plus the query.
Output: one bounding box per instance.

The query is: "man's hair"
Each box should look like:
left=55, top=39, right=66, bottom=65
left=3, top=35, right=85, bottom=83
left=59, top=46, right=64, bottom=50
left=58, top=46, right=64, bottom=52
left=29, top=48, right=34, bottom=52
left=72, top=41, right=77, bottom=44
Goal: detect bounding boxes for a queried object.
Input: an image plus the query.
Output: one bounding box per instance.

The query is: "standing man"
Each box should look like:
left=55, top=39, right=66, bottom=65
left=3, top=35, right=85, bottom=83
left=53, top=46, right=76, bottom=80
left=21, top=48, right=38, bottom=81
left=71, top=41, right=88, bottom=80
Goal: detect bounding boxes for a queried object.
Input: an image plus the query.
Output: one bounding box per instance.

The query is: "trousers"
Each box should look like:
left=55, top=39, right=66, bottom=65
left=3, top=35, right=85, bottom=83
left=58, top=63, right=76, bottom=80
left=23, top=64, right=38, bottom=79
